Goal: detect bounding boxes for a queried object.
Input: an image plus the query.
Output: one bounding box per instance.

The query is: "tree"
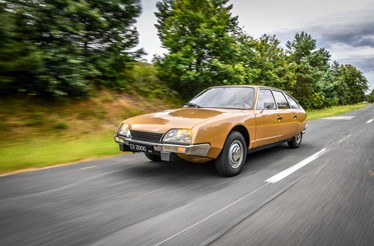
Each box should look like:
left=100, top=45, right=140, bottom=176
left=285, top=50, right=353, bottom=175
left=286, top=32, right=331, bottom=109
left=369, top=89, right=374, bottom=103
left=324, top=61, right=347, bottom=105
left=1, top=0, right=142, bottom=97
left=155, top=0, right=244, bottom=98
left=337, top=64, right=368, bottom=104
left=249, top=35, right=294, bottom=91
left=0, top=2, right=42, bottom=95
left=73, top=0, right=143, bottom=87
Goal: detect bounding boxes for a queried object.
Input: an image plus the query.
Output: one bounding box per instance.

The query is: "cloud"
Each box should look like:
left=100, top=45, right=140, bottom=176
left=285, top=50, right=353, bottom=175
left=364, top=71, right=374, bottom=92
left=312, top=10, right=374, bottom=91
left=273, top=7, right=374, bottom=90
left=327, top=43, right=374, bottom=70
left=309, top=10, right=374, bottom=50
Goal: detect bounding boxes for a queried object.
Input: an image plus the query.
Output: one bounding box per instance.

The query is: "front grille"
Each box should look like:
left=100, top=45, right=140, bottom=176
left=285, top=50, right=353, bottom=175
left=130, top=130, right=163, bottom=143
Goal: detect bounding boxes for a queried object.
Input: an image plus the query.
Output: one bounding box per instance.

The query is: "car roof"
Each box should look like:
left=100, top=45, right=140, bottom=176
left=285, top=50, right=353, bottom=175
left=209, top=85, right=283, bottom=91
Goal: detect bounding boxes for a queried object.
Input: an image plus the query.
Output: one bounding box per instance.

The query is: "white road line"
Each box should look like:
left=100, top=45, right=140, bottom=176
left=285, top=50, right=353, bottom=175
left=367, top=119, right=373, bottom=124
left=322, top=116, right=355, bottom=120
left=80, top=165, right=97, bottom=170
left=154, top=183, right=269, bottom=246
left=338, top=134, right=352, bottom=143
left=266, top=148, right=327, bottom=184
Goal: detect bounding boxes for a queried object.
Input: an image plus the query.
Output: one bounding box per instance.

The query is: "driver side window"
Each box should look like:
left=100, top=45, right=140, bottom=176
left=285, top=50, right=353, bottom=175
left=256, top=89, right=276, bottom=110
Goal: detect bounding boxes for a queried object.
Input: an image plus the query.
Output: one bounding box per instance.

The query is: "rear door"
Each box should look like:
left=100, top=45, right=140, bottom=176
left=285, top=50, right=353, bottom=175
left=285, top=93, right=306, bottom=132
left=272, top=90, right=300, bottom=139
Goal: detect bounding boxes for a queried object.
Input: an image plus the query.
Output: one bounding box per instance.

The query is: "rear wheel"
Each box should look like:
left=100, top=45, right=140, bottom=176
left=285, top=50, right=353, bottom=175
left=144, top=153, right=161, bottom=161
left=215, top=131, right=247, bottom=177
left=288, top=132, right=302, bottom=148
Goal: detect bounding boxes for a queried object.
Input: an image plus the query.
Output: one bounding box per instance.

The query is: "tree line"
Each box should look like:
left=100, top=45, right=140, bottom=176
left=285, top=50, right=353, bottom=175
left=155, top=0, right=370, bottom=108
left=0, top=0, right=142, bottom=98
left=0, top=0, right=371, bottom=108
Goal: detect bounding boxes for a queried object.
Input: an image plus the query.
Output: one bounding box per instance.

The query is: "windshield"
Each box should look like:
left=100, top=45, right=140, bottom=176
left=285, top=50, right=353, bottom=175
left=187, top=87, right=255, bottom=109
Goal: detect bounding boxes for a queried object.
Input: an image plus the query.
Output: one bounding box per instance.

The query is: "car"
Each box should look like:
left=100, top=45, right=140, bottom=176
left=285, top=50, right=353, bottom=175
left=114, top=85, right=307, bottom=176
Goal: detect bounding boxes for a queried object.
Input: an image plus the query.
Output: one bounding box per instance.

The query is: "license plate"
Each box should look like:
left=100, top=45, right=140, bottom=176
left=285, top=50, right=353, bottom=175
left=128, top=143, right=152, bottom=153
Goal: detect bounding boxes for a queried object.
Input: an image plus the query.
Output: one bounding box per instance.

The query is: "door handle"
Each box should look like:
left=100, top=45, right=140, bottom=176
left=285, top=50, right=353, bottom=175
left=293, top=114, right=298, bottom=119
left=277, top=115, right=283, bottom=121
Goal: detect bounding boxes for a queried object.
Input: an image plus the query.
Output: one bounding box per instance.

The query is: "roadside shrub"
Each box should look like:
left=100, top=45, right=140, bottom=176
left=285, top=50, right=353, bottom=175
left=26, top=113, right=45, bottom=126
left=53, top=122, right=69, bottom=130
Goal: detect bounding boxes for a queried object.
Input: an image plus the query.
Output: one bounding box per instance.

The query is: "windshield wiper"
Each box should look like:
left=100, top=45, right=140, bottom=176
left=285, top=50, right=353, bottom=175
left=185, top=102, right=200, bottom=108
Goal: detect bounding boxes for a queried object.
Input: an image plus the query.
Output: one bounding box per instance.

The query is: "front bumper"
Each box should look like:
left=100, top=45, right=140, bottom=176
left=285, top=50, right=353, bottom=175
left=302, top=123, right=308, bottom=134
left=114, top=134, right=210, bottom=157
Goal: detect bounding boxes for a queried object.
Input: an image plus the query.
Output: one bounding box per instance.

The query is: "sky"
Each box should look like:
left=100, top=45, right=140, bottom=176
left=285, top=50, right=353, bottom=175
left=135, top=0, right=374, bottom=91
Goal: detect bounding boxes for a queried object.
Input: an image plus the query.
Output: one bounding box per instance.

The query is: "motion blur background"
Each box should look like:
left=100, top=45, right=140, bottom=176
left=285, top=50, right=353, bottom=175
left=1, top=1, right=374, bottom=245
left=0, top=0, right=373, bottom=173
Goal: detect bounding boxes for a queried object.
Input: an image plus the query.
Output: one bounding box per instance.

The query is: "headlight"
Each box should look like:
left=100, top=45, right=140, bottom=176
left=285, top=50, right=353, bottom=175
left=163, top=129, right=192, bottom=144
left=118, top=123, right=131, bottom=138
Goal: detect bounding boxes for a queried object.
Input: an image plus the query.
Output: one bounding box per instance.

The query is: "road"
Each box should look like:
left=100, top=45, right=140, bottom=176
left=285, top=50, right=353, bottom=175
left=0, top=105, right=373, bottom=246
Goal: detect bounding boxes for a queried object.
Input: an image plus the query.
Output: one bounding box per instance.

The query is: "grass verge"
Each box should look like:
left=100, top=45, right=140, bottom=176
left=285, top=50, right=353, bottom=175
left=307, top=103, right=368, bottom=121
left=0, top=132, right=122, bottom=174
left=0, top=89, right=177, bottom=175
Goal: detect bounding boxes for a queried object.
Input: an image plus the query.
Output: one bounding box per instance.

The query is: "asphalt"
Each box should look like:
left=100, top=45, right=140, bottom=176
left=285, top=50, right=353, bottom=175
left=0, top=105, right=373, bottom=246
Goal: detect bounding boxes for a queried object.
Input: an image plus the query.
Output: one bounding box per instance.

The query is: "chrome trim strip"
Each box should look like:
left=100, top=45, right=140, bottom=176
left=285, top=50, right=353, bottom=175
left=116, top=135, right=160, bottom=146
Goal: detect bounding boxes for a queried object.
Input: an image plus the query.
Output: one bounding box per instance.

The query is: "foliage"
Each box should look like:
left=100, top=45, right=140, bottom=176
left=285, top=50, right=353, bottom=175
left=1, top=0, right=370, bottom=109
left=0, top=3, right=42, bottom=95
left=369, top=89, right=374, bottom=103
left=285, top=32, right=330, bottom=109
left=125, top=62, right=182, bottom=105
left=0, top=0, right=142, bottom=97
left=249, top=35, right=294, bottom=92
left=155, top=0, right=245, bottom=99
left=54, top=122, right=69, bottom=130
left=154, top=0, right=369, bottom=108
left=336, top=64, right=368, bottom=104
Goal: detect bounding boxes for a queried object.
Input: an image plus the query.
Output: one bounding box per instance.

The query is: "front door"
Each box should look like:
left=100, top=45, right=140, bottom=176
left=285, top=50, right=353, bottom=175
left=253, top=89, right=283, bottom=147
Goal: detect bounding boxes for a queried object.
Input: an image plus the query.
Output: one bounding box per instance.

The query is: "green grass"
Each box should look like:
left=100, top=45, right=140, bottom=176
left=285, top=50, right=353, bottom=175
left=0, top=132, right=123, bottom=174
left=307, top=103, right=368, bottom=121
left=0, top=89, right=175, bottom=174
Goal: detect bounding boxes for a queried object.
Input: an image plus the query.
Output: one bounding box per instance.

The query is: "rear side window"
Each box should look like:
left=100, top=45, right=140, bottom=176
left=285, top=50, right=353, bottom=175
left=272, top=91, right=290, bottom=109
left=256, top=89, right=276, bottom=110
left=285, top=94, right=300, bottom=109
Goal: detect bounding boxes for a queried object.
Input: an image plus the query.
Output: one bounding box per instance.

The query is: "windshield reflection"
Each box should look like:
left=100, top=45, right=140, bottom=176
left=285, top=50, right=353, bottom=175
left=187, top=87, right=255, bottom=110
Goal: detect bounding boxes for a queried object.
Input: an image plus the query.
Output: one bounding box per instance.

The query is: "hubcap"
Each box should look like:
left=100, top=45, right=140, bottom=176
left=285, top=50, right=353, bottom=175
left=228, top=140, right=244, bottom=169
left=295, top=133, right=302, bottom=144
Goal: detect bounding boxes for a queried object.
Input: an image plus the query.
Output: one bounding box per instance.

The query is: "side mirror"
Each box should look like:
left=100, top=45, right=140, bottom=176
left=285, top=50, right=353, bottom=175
left=260, top=103, right=271, bottom=114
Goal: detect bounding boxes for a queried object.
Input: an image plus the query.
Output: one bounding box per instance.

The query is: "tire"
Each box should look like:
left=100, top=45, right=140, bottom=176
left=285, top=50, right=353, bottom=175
left=288, top=132, right=302, bottom=149
left=215, top=131, right=247, bottom=177
left=144, top=153, right=161, bottom=161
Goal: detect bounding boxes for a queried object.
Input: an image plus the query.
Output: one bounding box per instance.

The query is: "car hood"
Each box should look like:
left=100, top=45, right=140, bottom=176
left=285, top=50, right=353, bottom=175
left=125, top=108, right=245, bottom=133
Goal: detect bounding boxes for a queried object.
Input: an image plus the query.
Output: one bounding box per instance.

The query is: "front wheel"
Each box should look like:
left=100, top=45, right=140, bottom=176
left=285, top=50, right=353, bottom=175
left=288, top=132, right=302, bottom=148
left=144, top=153, right=161, bottom=161
left=215, top=131, right=247, bottom=177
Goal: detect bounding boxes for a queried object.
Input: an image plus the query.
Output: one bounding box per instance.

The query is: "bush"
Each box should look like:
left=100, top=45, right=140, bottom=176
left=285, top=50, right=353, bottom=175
left=53, top=122, right=69, bottom=130
left=25, top=113, right=45, bottom=126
